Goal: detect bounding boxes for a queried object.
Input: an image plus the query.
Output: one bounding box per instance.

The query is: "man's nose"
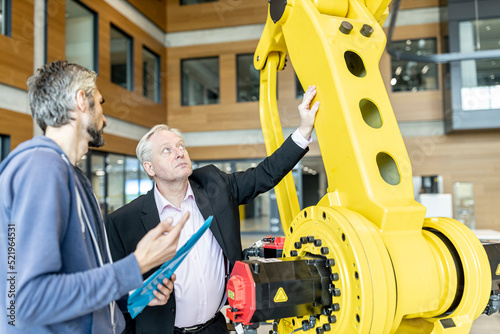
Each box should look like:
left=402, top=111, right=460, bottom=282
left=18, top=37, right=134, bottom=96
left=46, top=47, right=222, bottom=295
left=174, top=147, right=184, bottom=158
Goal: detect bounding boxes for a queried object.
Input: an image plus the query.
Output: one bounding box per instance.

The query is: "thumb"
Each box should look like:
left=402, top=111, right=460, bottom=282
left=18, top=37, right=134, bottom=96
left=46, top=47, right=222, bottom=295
left=167, top=212, right=190, bottom=239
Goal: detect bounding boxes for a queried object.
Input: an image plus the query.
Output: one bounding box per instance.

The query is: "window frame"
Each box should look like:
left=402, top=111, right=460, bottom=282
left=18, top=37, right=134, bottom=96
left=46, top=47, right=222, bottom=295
left=180, top=56, right=220, bottom=106
left=236, top=53, right=260, bottom=103
left=1, top=0, right=12, bottom=37
left=110, top=23, right=134, bottom=91
left=65, top=0, right=99, bottom=72
left=142, top=46, right=161, bottom=104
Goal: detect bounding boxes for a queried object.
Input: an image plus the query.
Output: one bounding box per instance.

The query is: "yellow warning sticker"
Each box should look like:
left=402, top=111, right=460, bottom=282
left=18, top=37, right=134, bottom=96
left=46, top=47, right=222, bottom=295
left=496, top=264, right=500, bottom=276
left=228, top=290, right=235, bottom=300
left=274, top=287, right=288, bottom=303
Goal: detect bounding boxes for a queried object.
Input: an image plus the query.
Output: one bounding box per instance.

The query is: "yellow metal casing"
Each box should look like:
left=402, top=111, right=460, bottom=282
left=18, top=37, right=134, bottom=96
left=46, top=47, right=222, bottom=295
left=255, top=0, right=492, bottom=333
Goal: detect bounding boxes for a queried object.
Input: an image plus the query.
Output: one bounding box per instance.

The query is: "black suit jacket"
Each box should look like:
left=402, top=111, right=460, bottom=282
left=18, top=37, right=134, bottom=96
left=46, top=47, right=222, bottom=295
left=105, top=135, right=308, bottom=334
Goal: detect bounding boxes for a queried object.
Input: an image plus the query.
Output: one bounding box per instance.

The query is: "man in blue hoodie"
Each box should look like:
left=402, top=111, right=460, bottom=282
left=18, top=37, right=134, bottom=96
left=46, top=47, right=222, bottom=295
left=0, top=60, right=188, bottom=333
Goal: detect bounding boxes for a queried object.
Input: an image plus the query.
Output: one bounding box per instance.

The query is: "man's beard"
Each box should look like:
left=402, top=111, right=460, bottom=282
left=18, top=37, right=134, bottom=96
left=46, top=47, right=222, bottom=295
left=88, top=122, right=105, bottom=147
left=87, top=100, right=105, bottom=148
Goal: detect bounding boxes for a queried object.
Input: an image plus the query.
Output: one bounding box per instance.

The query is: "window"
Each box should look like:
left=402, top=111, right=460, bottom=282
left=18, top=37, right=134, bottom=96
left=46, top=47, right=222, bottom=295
left=390, top=38, right=439, bottom=92
left=0, top=0, right=11, bottom=36
left=296, top=74, right=305, bottom=99
left=0, top=135, right=10, bottom=162
left=142, top=47, right=161, bottom=103
left=110, top=25, right=133, bottom=90
left=180, top=0, right=217, bottom=5
left=181, top=57, right=219, bottom=106
left=193, top=158, right=303, bottom=234
left=236, top=54, right=259, bottom=102
left=76, top=151, right=152, bottom=218
left=458, top=18, right=500, bottom=111
left=65, top=0, right=97, bottom=71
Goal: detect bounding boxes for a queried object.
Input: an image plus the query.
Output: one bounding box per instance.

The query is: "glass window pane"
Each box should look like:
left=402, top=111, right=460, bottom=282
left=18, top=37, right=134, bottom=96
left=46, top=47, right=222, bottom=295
left=143, top=47, right=161, bottom=103
left=296, top=73, right=305, bottom=99
left=76, top=154, right=88, bottom=175
left=65, top=0, right=96, bottom=71
left=181, top=57, right=219, bottom=106
left=0, top=0, right=10, bottom=36
left=125, top=157, right=153, bottom=203
left=139, top=168, right=153, bottom=195
left=180, top=0, right=217, bottom=5
left=90, top=154, right=106, bottom=216
left=237, top=54, right=259, bottom=102
left=111, top=25, right=133, bottom=90
left=390, top=38, right=439, bottom=92
left=0, top=0, right=4, bottom=35
left=107, top=154, right=125, bottom=215
left=459, top=18, right=500, bottom=111
left=0, top=135, right=10, bottom=161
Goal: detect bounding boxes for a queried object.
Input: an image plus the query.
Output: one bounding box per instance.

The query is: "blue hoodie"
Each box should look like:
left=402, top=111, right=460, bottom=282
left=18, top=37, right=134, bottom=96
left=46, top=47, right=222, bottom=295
left=0, top=136, right=143, bottom=333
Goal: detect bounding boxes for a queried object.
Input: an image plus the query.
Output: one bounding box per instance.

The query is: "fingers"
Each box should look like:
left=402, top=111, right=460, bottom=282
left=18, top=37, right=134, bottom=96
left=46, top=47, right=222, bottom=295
left=165, top=212, right=190, bottom=241
left=149, top=278, right=174, bottom=306
left=153, top=217, right=174, bottom=236
left=302, top=85, right=317, bottom=105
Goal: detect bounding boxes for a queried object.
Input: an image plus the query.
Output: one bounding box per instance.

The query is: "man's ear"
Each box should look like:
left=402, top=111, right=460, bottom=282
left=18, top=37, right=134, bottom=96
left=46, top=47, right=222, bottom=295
left=143, top=161, right=155, bottom=178
left=75, top=90, right=87, bottom=113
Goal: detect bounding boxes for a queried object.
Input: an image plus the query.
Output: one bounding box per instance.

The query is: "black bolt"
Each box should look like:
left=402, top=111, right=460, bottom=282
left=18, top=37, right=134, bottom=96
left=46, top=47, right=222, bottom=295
left=333, top=288, right=341, bottom=297
left=326, top=259, right=336, bottom=267
left=321, top=247, right=329, bottom=255
left=321, top=307, right=332, bottom=316
left=307, top=236, right=315, bottom=243
left=294, top=241, right=302, bottom=249
left=360, top=24, right=374, bottom=37
left=331, top=273, right=339, bottom=281
left=316, top=327, right=324, bottom=334
left=339, top=21, right=353, bottom=35
left=328, top=315, right=337, bottom=323
left=323, top=324, right=331, bottom=332
left=332, top=303, right=340, bottom=312
left=300, top=236, right=308, bottom=244
left=290, top=250, right=298, bottom=257
left=314, top=239, right=322, bottom=247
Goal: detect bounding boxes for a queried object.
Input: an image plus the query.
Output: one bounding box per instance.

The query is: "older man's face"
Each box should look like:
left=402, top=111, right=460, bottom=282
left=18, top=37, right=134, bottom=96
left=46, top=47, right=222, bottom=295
left=145, top=130, right=193, bottom=184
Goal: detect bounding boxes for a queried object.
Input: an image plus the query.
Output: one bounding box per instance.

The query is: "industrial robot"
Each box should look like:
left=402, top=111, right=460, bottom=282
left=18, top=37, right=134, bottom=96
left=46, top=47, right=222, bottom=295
left=226, top=1, right=500, bottom=333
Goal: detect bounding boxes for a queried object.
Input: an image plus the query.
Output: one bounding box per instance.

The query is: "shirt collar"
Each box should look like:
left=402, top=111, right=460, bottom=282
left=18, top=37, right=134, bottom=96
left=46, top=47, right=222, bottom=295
left=154, top=182, right=195, bottom=214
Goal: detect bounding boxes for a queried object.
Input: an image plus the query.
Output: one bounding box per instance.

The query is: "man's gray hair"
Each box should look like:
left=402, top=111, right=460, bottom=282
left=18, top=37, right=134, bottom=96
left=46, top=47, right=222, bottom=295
left=27, top=60, right=97, bottom=132
left=136, top=124, right=185, bottom=168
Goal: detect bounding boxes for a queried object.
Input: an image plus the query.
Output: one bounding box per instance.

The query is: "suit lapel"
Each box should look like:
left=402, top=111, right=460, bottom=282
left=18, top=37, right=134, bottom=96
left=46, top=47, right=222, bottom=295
left=141, top=190, right=161, bottom=232
left=189, top=179, right=227, bottom=255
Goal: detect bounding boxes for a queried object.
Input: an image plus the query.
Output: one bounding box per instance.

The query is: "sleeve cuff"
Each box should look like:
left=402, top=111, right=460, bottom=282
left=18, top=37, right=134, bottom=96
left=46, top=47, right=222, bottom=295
left=291, top=129, right=312, bottom=150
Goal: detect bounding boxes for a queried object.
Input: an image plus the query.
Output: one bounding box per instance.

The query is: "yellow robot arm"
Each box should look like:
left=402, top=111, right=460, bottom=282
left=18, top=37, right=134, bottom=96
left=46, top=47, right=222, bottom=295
left=238, top=0, right=496, bottom=333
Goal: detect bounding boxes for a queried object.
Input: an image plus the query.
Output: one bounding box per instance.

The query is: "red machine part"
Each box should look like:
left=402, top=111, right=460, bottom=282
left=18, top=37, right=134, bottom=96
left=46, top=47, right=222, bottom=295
left=263, top=236, right=285, bottom=250
left=226, top=261, right=256, bottom=325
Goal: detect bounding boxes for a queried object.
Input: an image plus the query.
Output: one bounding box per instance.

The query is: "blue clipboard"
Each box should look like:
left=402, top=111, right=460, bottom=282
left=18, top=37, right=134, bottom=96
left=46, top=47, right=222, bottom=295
left=127, top=215, right=213, bottom=318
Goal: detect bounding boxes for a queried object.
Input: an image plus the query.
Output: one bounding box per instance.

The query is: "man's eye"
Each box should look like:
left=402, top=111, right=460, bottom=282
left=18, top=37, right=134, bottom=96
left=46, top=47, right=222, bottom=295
left=179, top=144, right=185, bottom=150
left=163, top=148, right=171, bottom=154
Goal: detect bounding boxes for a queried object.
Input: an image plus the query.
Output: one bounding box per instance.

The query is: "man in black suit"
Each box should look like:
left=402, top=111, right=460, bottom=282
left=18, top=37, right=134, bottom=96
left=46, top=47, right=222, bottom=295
left=105, top=85, right=320, bottom=334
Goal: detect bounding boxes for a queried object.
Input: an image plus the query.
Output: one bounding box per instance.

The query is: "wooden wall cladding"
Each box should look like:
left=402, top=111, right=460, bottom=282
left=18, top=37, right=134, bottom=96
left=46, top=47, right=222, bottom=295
left=165, top=0, right=441, bottom=33
left=127, top=0, right=166, bottom=31
left=94, top=133, right=138, bottom=156
left=381, top=23, right=444, bottom=122
left=46, top=0, right=167, bottom=129
left=167, top=39, right=302, bottom=133
left=166, top=0, right=267, bottom=33
left=0, top=109, right=33, bottom=149
left=0, top=0, right=34, bottom=90
left=405, top=131, right=500, bottom=230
